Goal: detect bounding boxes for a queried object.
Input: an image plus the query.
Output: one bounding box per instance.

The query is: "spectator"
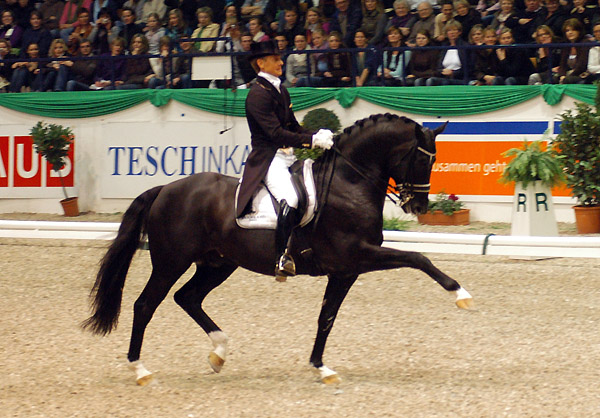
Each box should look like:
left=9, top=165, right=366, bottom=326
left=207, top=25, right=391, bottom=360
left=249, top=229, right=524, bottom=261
left=147, top=35, right=175, bottom=88
left=528, top=25, right=561, bottom=83
left=407, top=1, right=435, bottom=46
left=490, top=0, right=518, bottom=35
left=92, top=37, right=127, bottom=89
left=539, top=0, right=568, bottom=38
left=9, top=42, right=40, bottom=92
left=426, top=20, right=472, bottom=85
left=329, top=0, right=363, bottom=47
left=321, top=31, right=352, bottom=86
left=145, top=12, right=166, bottom=55
left=0, top=38, right=16, bottom=91
left=477, top=0, right=501, bottom=25
left=352, top=29, right=377, bottom=85
left=434, top=0, right=456, bottom=43
left=93, top=9, right=119, bottom=55
left=284, top=33, right=310, bottom=86
left=218, top=4, right=239, bottom=43
left=37, top=38, right=71, bottom=91
left=569, top=0, right=594, bottom=35
left=65, top=38, right=97, bottom=90
left=61, top=8, right=96, bottom=43
left=165, top=8, right=192, bottom=50
left=117, top=33, right=152, bottom=89
left=174, top=34, right=206, bottom=88
left=388, top=0, right=415, bottom=38
left=509, top=0, right=544, bottom=43
left=198, top=0, right=228, bottom=25
left=495, top=27, right=535, bottom=83
left=585, top=22, right=600, bottom=80
left=11, top=0, right=34, bottom=29
left=248, top=16, right=270, bottom=42
left=236, top=32, right=256, bottom=88
left=361, top=0, right=388, bottom=45
left=38, top=0, right=64, bottom=35
left=119, top=7, right=144, bottom=48
left=557, top=18, right=591, bottom=83
left=89, top=0, right=119, bottom=23
left=374, top=25, right=411, bottom=85
left=263, top=0, right=302, bottom=32
left=20, top=10, right=52, bottom=57
left=454, top=0, right=482, bottom=41
left=0, top=10, right=23, bottom=48
left=192, top=7, right=220, bottom=52
left=164, top=0, right=202, bottom=29
left=469, top=23, right=485, bottom=44
left=297, top=27, right=328, bottom=85
left=472, top=25, right=502, bottom=84
left=59, top=0, right=93, bottom=34
left=405, top=29, right=438, bottom=85
left=305, top=7, right=330, bottom=45
left=122, top=0, right=146, bottom=24
left=241, top=0, right=269, bottom=19
left=141, top=0, right=168, bottom=24
left=278, top=7, right=305, bottom=44
left=216, top=10, right=241, bottom=52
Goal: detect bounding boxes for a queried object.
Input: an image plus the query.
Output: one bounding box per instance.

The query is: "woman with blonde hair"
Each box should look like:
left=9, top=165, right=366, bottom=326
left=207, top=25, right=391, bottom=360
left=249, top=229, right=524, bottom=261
left=38, top=38, right=72, bottom=91
left=120, top=33, right=153, bottom=89
left=192, top=7, right=220, bottom=52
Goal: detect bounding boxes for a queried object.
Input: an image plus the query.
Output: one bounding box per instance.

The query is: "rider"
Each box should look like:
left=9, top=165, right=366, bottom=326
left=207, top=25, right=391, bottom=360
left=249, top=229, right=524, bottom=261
left=236, top=40, right=334, bottom=278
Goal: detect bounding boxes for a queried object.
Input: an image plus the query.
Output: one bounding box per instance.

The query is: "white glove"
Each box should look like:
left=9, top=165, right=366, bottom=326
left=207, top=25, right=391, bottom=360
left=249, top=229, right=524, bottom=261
left=312, top=129, right=334, bottom=150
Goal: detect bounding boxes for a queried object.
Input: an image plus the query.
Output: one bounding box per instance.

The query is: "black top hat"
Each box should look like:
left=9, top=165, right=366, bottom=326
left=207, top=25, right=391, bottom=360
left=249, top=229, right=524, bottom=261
left=249, top=40, right=280, bottom=61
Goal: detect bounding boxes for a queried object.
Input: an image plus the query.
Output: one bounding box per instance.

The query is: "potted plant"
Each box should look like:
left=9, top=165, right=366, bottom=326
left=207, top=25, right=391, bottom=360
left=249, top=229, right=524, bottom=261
left=552, top=89, right=600, bottom=233
left=295, top=108, right=341, bottom=161
left=500, top=134, right=564, bottom=236
left=30, top=121, right=79, bottom=217
left=417, top=191, right=470, bottom=225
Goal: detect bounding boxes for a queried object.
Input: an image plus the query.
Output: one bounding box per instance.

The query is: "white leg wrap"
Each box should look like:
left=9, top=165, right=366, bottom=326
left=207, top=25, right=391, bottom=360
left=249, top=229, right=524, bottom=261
left=454, top=287, right=472, bottom=301
left=208, top=331, right=228, bottom=360
left=318, top=365, right=337, bottom=380
left=128, top=360, right=152, bottom=383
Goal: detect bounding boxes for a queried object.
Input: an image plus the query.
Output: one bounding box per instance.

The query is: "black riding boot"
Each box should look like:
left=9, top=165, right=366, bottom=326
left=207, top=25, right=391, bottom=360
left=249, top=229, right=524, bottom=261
left=275, top=199, right=298, bottom=277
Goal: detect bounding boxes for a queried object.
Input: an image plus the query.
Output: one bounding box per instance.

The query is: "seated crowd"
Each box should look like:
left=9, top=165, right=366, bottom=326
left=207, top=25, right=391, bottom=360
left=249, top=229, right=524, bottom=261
left=1, top=0, right=600, bottom=92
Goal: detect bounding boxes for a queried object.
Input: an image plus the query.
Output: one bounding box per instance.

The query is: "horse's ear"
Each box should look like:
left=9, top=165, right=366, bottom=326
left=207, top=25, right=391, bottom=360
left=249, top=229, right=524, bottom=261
left=433, top=121, right=449, bottom=137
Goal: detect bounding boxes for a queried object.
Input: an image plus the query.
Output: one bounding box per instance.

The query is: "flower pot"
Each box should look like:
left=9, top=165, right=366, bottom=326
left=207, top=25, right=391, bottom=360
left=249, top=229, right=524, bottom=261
left=60, top=197, right=79, bottom=217
left=417, top=209, right=470, bottom=226
left=573, top=205, right=600, bottom=234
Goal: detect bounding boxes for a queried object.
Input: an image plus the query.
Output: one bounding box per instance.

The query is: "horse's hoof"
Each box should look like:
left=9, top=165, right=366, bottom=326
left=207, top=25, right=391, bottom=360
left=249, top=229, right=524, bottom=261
left=136, top=373, right=154, bottom=386
left=454, top=287, right=474, bottom=310
left=208, top=351, right=225, bottom=373
left=322, top=373, right=341, bottom=385
left=275, top=274, right=287, bottom=282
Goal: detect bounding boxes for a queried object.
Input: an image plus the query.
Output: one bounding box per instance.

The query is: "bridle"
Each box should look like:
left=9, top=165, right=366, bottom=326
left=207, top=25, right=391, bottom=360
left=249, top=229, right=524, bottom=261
left=331, top=139, right=436, bottom=208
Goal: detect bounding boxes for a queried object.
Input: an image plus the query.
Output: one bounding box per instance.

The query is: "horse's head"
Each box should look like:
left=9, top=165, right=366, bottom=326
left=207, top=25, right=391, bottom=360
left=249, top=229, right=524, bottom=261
left=395, top=121, right=446, bottom=215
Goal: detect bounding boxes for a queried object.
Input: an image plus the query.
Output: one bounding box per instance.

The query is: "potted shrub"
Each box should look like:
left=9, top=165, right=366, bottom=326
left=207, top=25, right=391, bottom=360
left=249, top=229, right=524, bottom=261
left=500, top=135, right=564, bottom=236
left=295, top=108, right=341, bottom=161
left=30, top=121, right=79, bottom=217
left=417, top=191, right=470, bottom=225
left=552, top=92, right=600, bottom=233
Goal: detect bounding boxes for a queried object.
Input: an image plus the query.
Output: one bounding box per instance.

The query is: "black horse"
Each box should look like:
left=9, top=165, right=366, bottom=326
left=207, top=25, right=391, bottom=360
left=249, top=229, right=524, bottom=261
left=82, top=113, right=473, bottom=385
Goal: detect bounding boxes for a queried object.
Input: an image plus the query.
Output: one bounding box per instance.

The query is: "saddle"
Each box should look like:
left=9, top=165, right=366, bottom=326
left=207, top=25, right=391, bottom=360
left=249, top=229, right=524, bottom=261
left=235, top=159, right=317, bottom=229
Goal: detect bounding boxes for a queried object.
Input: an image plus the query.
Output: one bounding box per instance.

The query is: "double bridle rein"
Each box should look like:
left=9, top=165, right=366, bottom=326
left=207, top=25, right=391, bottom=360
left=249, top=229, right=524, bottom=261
left=331, top=142, right=436, bottom=208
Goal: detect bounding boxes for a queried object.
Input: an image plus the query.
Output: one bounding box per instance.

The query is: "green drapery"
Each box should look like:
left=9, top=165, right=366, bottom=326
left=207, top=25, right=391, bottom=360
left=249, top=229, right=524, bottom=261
left=0, top=85, right=595, bottom=119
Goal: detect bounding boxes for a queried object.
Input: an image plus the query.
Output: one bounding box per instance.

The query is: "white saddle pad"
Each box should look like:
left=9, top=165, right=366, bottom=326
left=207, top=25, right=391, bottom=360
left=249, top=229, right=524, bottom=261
left=236, top=159, right=317, bottom=229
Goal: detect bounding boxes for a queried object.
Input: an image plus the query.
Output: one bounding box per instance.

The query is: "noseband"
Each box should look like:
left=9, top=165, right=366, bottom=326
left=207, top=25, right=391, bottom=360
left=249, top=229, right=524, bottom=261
left=332, top=141, right=436, bottom=208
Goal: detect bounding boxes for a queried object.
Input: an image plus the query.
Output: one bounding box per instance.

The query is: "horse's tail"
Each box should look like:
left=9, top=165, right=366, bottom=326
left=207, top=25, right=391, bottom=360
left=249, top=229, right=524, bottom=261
left=81, top=185, right=164, bottom=336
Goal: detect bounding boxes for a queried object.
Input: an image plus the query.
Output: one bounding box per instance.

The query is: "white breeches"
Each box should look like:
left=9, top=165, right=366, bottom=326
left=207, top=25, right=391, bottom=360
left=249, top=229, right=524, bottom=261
left=265, top=148, right=298, bottom=208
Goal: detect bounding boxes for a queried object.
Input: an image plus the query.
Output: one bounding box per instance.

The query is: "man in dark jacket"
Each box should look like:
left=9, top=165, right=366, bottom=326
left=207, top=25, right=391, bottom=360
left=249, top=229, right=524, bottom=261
left=62, top=38, right=97, bottom=90
left=237, top=40, right=334, bottom=278
left=329, top=0, right=363, bottom=47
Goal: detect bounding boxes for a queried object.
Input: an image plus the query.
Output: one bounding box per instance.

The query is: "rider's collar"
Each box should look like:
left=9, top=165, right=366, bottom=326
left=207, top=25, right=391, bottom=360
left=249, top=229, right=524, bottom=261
left=258, top=71, right=281, bottom=93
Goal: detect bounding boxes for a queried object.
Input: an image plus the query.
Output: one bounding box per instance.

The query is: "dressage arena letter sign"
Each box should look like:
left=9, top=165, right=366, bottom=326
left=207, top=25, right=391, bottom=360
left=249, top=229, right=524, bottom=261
left=510, top=183, right=558, bottom=237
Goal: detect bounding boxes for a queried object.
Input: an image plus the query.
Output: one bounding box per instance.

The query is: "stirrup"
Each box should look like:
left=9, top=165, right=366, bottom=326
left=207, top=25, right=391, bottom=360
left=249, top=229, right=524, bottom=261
left=275, top=252, right=296, bottom=277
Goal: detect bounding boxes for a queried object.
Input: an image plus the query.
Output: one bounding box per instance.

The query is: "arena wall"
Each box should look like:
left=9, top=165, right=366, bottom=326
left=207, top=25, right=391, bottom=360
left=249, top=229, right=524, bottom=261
left=0, top=94, right=581, bottom=222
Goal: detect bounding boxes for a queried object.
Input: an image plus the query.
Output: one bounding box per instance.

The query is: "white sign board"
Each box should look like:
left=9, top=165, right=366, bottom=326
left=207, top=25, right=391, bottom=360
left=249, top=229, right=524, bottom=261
left=192, top=56, right=233, bottom=80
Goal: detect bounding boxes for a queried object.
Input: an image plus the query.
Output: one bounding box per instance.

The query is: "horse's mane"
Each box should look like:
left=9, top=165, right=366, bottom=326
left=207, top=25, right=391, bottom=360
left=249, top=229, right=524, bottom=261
left=332, top=113, right=417, bottom=146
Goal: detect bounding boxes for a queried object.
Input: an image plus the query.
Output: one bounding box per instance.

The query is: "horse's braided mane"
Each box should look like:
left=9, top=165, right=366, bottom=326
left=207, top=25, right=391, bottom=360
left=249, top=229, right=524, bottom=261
left=335, top=113, right=417, bottom=143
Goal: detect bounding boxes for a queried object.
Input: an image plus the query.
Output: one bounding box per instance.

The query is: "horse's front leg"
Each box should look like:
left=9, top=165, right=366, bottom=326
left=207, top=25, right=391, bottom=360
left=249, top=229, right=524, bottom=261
left=357, top=244, right=473, bottom=309
left=310, top=273, right=357, bottom=384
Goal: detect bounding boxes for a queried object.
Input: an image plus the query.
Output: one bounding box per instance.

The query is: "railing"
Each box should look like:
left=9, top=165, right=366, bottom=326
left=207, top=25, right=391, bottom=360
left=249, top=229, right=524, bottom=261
left=1, top=38, right=596, bottom=90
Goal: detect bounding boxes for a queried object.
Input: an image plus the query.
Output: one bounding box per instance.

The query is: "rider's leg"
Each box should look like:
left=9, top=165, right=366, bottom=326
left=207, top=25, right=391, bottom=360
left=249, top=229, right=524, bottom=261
left=275, top=199, right=298, bottom=276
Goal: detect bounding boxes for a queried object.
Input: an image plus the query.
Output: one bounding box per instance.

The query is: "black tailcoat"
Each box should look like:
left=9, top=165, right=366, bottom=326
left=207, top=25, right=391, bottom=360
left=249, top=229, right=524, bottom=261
left=236, top=76, right=313, bottom=217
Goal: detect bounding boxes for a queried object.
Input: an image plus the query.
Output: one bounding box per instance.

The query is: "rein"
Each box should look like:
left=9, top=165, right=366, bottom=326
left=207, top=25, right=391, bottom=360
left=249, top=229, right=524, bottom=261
left=331, top=143, right=434, bottom=208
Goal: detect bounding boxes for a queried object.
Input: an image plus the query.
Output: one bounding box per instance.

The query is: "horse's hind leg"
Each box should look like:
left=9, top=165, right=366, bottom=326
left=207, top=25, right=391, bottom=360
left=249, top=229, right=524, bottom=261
left=310, top=273, right=357, bottom=384
left=127, top=268, right=185, bottom=385
left=173, top=261, right=238, bottom=374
